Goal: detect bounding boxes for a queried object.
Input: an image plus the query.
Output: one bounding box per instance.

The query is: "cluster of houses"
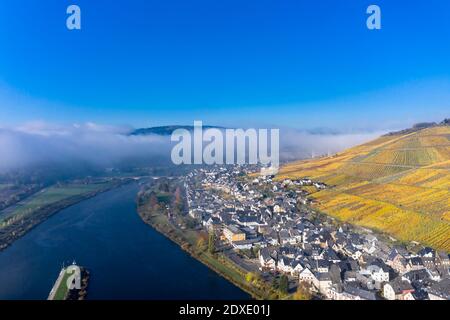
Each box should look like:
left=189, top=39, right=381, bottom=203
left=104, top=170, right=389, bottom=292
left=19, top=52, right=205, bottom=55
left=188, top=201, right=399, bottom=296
left=183, top=166, right=450, bottom=300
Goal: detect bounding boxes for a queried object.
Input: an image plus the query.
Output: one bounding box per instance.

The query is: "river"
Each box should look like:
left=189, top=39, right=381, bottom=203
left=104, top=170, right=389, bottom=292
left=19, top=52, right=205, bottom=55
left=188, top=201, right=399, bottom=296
left=0, top=182, right=249, bottom=300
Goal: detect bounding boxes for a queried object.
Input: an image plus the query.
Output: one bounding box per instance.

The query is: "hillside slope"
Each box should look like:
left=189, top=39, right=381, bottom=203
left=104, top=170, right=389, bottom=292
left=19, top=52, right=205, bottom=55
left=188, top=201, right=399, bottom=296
left=278, top=125, right=450, bottom=251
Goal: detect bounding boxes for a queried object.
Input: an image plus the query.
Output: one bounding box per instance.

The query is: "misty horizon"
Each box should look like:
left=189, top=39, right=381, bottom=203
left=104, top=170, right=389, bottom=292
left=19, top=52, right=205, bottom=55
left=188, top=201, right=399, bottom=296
left=0, top=120, right=389, bottom=174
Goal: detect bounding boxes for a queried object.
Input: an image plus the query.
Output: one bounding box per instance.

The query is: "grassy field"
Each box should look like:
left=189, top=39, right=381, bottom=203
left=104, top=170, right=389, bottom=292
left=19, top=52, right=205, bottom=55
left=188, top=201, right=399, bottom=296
left=53, top=270, right=71, bottom=300
left=278, top=125, right=450, bottom=251
left=0, top=179, right=129, bottom=250
left=0, top=182, right=114, bottom=226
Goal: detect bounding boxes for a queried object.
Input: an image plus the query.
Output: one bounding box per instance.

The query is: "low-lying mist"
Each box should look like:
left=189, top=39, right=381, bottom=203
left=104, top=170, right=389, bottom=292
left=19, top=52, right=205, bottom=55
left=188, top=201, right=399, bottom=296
left=0, top=122, right=385, bottom=174
left=0, top=122, right=171, bottom=174
left=279, top=129, right=384, bottom=162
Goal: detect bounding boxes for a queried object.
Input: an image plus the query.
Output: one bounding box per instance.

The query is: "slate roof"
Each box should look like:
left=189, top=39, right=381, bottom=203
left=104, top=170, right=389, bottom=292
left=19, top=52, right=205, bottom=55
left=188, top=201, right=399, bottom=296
left=343, top=283, right=377, bottom=300
left=418, top=247, right=435, bottom=257
left=316, top=272, right=332, bottom=282
left=408, top=257, right=424, bottom=266
left=402, top=269, right=430, bottom=282
left=387, top=277, right=414, bottom=294
left=428, top=278, right=450, bottom=299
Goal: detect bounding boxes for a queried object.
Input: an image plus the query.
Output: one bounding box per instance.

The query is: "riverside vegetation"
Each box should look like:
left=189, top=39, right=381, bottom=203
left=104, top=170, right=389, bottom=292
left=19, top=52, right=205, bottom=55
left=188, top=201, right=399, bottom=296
left=137, top=178, right=293, bottom=300
left=0, top=177, right=132, bottom=251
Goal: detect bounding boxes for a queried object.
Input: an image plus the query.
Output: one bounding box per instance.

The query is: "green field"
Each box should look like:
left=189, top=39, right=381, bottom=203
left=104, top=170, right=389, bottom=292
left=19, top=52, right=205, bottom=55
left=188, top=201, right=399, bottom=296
left=53, top=270, right=71, bottom=300
left=0, top=179, right=129, bottom=250
left=0, top=182, right=113, bottom=226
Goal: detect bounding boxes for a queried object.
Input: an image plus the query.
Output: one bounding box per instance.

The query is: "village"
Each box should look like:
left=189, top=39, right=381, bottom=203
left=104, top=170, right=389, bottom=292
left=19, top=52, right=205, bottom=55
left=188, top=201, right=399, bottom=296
left=183, top=165, right=450, bottom=300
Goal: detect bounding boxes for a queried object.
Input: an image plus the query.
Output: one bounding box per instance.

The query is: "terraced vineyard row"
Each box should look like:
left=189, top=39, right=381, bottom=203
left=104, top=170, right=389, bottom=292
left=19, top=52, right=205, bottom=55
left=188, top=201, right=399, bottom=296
left=313, top=191, right=450, bottom=250
left=395, top=168, right=450, bottom=189
left=384, top=134, right=450, bottom=149
left=337, top=163, right=410, bottom=180
left=361, top=147, right=449, bottom=166
left=344, top=183, right=450, bottom=217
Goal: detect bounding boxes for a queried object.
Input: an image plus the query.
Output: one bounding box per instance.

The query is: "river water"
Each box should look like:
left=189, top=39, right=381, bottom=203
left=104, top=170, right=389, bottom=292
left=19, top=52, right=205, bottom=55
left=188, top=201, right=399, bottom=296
left=0, top=182, right=249, bottom=300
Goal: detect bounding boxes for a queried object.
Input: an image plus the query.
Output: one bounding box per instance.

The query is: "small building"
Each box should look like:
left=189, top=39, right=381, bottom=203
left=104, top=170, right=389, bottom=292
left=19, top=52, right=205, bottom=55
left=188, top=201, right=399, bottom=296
left=223, top=225, right=246, bottom=243
left=299, top=267, right=317, bottom=285
left=362, top=264, right=390, bottom=283
left=259, top=248, right=276, bottom=269
left=343, top=283, right=378, bottom=300
left=428, top=278, right=450, bottom=300
left=435, top=251, right=450, bottom=268
left=383, top=278, right=415, bottom=300
left=316, top=272, right=333, bottom=295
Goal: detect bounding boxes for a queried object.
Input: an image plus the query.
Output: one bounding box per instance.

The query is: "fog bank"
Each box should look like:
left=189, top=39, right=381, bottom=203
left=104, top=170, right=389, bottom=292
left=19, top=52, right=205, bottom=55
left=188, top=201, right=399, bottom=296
left=0, top=122, right=385, bottom=172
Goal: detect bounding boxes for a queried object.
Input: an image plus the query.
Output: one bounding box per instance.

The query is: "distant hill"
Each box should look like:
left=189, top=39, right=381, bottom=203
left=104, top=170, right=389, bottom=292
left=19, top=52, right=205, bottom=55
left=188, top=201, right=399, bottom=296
left=278, top=122, right=450, bottom=251
left=384, top=119, right=450, bottom=136
left=130, top=125, right=224, bottom=136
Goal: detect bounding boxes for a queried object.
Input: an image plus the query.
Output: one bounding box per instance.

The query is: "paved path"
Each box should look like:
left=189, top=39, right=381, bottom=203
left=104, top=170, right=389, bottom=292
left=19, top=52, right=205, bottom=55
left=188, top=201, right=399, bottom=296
left=47, top=268, right=66, bottom=300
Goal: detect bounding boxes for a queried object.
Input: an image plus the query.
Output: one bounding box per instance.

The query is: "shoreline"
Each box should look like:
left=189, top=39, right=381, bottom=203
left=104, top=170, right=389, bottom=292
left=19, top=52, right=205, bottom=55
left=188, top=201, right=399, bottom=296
left=136, top=206, right=268, bottom=300
left=0, top=178, right=133, bottom=252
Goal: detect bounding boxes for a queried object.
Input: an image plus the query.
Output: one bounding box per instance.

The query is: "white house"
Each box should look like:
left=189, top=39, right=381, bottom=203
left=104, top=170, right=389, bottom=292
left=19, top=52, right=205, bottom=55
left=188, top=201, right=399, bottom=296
left=278, top=258, right=303, bottom=275
left=259, top=249, right=276, bottom=269
left=361, top=265, right=389, bottom=283
left=317, top=273, right=332, bottom=295
left=383, top=278, right=415, bottom=300
left=299, top=267, right=317, bottom=286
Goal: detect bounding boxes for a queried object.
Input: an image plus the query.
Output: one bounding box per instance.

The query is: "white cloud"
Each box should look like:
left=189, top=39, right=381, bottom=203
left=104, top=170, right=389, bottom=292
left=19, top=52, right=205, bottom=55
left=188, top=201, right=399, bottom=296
left=278, top=129, right=386, bottom=161
left=0, top=122, right=171, bottom=172
left=0, top=121, right=387, bottom=172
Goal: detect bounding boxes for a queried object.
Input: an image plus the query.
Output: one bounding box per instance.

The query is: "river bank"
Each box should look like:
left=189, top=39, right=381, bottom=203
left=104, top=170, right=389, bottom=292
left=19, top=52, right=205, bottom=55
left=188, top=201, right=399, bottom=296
left=136, top=196, right=278, bottom=300
left=0, top=182, right=248, bottom=300
left=0, top=178, right=133, bottom=252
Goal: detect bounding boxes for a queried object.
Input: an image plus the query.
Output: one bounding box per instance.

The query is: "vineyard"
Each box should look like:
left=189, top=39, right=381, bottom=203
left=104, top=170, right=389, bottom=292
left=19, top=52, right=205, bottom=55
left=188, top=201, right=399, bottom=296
left=361, top=147, right=450, bottom=166
left=278, top=125, right=450, bottom=251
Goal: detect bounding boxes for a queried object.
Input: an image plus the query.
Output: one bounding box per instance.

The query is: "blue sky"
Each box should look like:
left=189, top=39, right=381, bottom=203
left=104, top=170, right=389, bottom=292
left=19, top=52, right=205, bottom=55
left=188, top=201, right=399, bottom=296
left=0, top=0, right=449, bottom=130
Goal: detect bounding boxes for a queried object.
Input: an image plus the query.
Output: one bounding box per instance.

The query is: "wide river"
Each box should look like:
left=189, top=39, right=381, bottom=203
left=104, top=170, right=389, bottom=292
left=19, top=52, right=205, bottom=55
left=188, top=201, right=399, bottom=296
left=0, top=182, right=249, bottom=300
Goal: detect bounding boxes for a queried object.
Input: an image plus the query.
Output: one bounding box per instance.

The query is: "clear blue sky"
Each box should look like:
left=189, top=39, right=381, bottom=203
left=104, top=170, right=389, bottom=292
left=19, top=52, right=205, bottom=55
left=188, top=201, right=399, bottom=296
left=0, top=0, right=449, bottom=130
